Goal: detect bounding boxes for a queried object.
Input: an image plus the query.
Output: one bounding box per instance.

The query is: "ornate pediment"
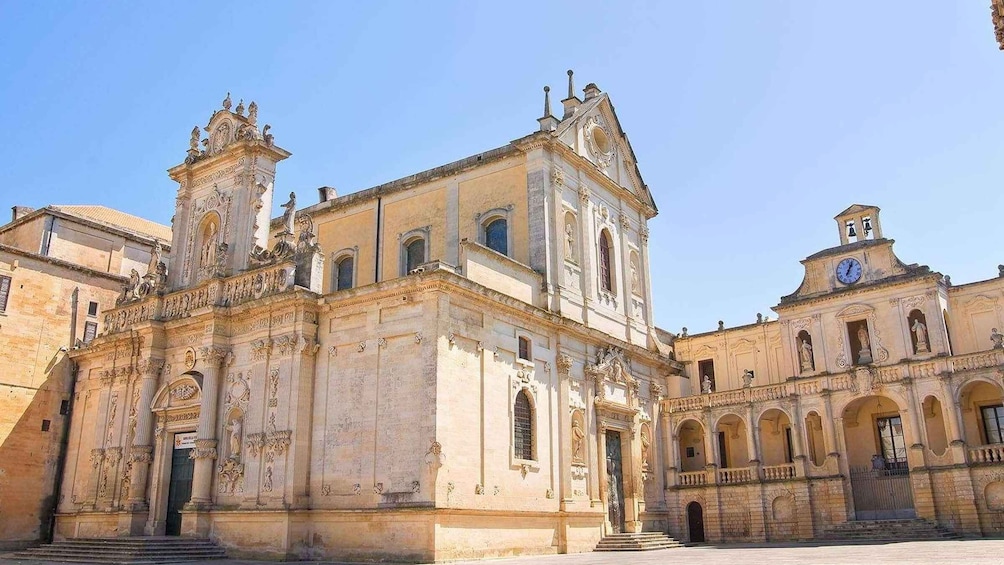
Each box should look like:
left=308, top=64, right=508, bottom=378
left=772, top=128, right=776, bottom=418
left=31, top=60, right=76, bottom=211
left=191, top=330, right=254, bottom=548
left=585, top=346, right=631, bottom=384
left=835, top=303, right=875, bottom=319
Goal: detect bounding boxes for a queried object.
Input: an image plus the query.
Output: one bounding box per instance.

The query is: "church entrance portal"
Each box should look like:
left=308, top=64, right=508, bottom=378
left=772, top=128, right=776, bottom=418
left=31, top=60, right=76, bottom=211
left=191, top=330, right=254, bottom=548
left=605, top=430, right=625, bottom=533
left=165, top=434, right=196, bottom=536
left=687, top=501, right=705, bottom=543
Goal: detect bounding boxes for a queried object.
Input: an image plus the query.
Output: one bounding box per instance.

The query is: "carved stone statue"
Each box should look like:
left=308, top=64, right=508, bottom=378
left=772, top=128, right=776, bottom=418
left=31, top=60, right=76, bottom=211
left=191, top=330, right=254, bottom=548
left=630, top=257, right=640, bottom=294
left=564, top=223, right=576, bottom=262
left=799, top=339, right=814, bottom=371
left=857, top=325, right=873, bottom=364
left=119, top=269, right=141, bottom=303
left=189, top=126, right=200, bottom=151
left=200, top=223, right=218, bottom=270
left=992, top=328, right=1004, bottom=350
left=571, top=418, right=585, bottom=464
left=640, top=428, right=651, bottom=470
left=701, top=374, right=712, bottom=394
left=227, top=419, right=242, bottom=459
left=741, top=369, right=754, bottom=388
left=912, top=319, right=929, bottom=353
left=248, top=101, right=258, bottom=126
left=147, top=240, right=163, bottom=277
left=280, top=192, right=297, bottom=235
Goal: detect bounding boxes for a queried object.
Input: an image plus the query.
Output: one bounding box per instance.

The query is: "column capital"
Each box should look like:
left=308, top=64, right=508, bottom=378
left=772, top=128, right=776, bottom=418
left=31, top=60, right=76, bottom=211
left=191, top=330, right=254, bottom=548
left=199, top=346, right=233, bottom=367
left=190, top=439, right=218, bottom=460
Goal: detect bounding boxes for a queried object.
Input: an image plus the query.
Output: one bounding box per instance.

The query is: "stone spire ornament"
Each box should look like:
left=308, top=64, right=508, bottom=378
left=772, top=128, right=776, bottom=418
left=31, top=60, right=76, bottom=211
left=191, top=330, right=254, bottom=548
left=538, top=86, right=558, bottom=132
left=189, top=126, right=200, bottom=152
left=566, top=69, right=574, bottom=100
left=222, top=92, right=232, bottom=111
left=542, top=86, right=551, bottom=118
left=235, top=99, right=245, bottom=116
left=248, top=101, right=258, bottom=126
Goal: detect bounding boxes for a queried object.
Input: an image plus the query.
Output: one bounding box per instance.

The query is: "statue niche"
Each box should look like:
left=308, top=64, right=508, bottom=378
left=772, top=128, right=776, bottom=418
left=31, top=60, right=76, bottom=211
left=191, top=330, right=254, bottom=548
left=907, top=309, right=930, bottom=354
left=796, top=330, right=814, bottom=373
left=571, top=409, right=586, bottom=465
left=196, top=212, right=222, bottom=280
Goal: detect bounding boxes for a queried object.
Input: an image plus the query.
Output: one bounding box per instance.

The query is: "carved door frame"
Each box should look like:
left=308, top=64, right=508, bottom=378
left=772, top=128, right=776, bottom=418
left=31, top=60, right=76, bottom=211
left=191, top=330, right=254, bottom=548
left=146, top=376, right=202, bottom=535
left=596, top=405, right=641, bottom=534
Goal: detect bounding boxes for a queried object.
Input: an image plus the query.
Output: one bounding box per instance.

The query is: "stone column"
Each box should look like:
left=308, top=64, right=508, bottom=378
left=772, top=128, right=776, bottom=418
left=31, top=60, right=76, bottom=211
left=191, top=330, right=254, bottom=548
left=188, top=346, right=230, bottom=506
left=661, top=411, right=677, bottom=487
left=577, top=182, right=596, bottom=307
left=821, top=391, right=840, bottom=463
left=702, top=409, right=718, bottom=484
left=939, top=375, right=968, bottom=463
left=127, top=359, right=163, bottom=510
left=787, top=398, right=808, bottom=477
left=901, top=379, right=927, bottom=470
left=597, top=425, right=609, bottom=532
left=557, top=355, right=574, bottom=506
left=745, top=405, right=761, bottom=467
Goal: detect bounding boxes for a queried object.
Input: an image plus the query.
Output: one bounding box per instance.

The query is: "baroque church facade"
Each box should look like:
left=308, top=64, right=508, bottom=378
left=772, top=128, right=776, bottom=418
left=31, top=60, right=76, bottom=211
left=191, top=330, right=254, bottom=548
left=49, top=79, right=1004, bottom=561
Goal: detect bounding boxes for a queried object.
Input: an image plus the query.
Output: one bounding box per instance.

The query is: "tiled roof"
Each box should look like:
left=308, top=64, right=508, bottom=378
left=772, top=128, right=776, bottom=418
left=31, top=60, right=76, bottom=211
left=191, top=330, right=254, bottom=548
left=50, top=205, right=171, bottom=243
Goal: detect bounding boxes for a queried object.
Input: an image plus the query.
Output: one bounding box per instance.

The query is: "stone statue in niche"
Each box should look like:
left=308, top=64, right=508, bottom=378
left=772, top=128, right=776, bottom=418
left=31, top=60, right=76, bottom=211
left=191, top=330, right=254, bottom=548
left=701, top=375, right=712, bottom=394
left=857, top=325, right=873, bottom=364
left=992, top=328, right=1004, bottom=350
left=213, top=122, right=230, bottom=153
left=227, top=418, right=242, bottom=459
left=564, top=223, right=576, bottom=262
left=571, top=417, right=585, bottom=464
left=280, top=192, right=297, bottom=236
left=799, top=339, right=814, bottom=371
left=201, top=222, right=218, bottom=269
left=640, top=427, right=651, bottom=470
left=630, top=257, right=640, bottom=295
left=912, top=319, right=929, bottom=353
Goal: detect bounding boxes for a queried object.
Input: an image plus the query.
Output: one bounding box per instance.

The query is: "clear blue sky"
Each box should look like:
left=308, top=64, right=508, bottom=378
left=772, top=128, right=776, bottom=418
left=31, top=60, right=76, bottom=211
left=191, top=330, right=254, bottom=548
left=0, top=2, right=1000, bottom=334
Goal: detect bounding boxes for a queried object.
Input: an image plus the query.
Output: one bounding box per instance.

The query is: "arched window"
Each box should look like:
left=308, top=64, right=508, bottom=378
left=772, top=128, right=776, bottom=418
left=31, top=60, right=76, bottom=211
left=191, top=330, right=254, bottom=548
left=484, top=218, right=508, bottom=256
left=405, top=238, right=425, bottom=273
left=335, top=256, right=354, bottom=291
left=514, top=389, right=534, bottom=460
left=599, top=229, right=613, bottom=292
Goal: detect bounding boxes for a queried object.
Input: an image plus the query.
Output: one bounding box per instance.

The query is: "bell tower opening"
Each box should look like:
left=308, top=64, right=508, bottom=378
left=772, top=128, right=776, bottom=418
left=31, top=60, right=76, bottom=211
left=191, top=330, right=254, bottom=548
left=835, top=204, right=883, bottom=245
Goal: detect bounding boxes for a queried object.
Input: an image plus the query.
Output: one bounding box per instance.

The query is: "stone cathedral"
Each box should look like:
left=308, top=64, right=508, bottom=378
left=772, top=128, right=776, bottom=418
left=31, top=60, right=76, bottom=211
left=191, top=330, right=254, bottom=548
left=51, top=78, right=1004, bottom=561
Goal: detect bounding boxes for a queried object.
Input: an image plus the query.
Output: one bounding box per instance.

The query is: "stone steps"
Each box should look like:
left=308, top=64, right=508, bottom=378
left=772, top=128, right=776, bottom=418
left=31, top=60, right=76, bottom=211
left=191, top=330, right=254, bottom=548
left=819, top=519, right=961, bottom=543
left=8, top=537, right=226, bottom=564
left=595, top=532, right=684, bottom=551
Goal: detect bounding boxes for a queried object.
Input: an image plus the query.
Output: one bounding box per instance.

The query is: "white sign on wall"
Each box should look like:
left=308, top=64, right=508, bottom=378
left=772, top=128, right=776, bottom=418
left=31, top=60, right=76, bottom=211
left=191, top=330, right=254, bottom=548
left=174, top=431, right=197, bottom=450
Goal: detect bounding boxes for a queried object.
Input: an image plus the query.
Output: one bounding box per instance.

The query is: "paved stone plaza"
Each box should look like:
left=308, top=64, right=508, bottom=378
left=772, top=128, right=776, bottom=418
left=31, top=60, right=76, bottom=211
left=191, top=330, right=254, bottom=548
left=5, top=539, right=1004, bottom=565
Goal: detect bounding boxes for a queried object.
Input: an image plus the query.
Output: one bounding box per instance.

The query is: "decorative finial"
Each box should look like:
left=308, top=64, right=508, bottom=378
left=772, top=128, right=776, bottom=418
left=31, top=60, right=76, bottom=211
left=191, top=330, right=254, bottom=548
left=235, top=99, right=245, bottom=116
left=542, top=86, right=551, bottom=118
left=681, top=327, right=688, bottom=338
left=998, top=264, right=1003, bottom=278
left=223, top=92, right=232, bottom=111
left=248, top=101, right=258, bottom=126
left=566, top=70, right=574, bottom=99
left=756, top=313, right=763, bottom=324
left=717, top=320, right=725, bottom=331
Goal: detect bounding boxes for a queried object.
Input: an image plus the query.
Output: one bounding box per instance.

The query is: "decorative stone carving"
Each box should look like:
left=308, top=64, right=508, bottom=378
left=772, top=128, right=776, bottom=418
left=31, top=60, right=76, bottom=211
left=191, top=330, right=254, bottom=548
left=742, top=369, right=755, bottom=388
left=701, top=375, right=712, bottom=394
left=189, top=439, right=218, bottom=461
left=475, top=484, right=485, bottom=495
left=557, top=354, right=573, bottom=374
left=550, top=167, right=564, bottom=187
left=225, top=372, right=250, bottom=411
left=564, top=222, right=577, bottom=263
left=992, top=328, right=1003, bottom=350
left=245, top=433, right=266, bottom=458
left=571, top=410, right=586, bottom=465
left=250, top=339, right=272, bottom=362
left=170, top=384, right=198, bottom=401
left=545, top=488, right=555, bottom=499
left=374, top=482, right=384, bottom=494
left=263, top=466, right=273, bottom=492
left=353, top=483, right=362, bottom=495
left=411, top=481, right=421, bottom=493
left=649, top=381, right=665, bottom=398
left=217, top=458, right=245, bottom=494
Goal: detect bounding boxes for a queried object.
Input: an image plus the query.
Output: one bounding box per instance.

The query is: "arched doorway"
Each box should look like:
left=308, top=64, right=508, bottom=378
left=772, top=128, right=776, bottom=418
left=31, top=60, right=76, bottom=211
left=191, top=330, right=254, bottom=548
left=687, top=501, right=705, bottom=543
left=842, top=394, right=915, bottom=520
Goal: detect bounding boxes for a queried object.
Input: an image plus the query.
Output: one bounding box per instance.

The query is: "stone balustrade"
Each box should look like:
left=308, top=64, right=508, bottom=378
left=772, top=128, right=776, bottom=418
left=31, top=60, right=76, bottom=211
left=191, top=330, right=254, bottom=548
left=102, top=261, right=296, bottom=335
left=969, top=444, right=1004, bottom=464
left=762, top=463, right=797, bottom=481
left=678, top=470, right=708, bottom=486
left=665, top=349, right=1004, bottom=414
left=717, top=466, right=755, bottom=485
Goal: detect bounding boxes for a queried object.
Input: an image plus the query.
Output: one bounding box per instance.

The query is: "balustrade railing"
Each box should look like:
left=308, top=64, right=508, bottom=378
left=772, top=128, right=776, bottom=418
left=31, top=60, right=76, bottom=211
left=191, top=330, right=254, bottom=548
left=678, top=470, right=708, bottom=486
left=717, top=466, right=755, bottom=485
left=762, top=463, right=796, bottom=481
left=102, top=261, right=295, bottom=335
left=969, top=444, right=1004, bottom=464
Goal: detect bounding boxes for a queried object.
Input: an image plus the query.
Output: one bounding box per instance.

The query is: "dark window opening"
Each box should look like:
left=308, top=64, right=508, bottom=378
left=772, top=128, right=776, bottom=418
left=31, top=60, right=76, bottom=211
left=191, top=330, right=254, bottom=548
left=784, top=426, right=794, bottom=463
left=485, top=218, right=508, bottom=256
left=876, top=416, right=908, bottom=470
left=698, top=359, right=716, bottom=392
left=981, top=405, right=1004, bottom=445
left=685, top=446, right=695, bottom=458
left=717, top=431, right=728, bottom=468
left=518, top=336, right=531, bottom=361
left=336, top=256, right=354, bottom=291
left=406, top=239, right=425, bottom=273
left=514, top=390, right=534, bottom=460
left=599, top=230, right=613, bottom=292
left=87, top=301, right=98, bottom=317
left=41, top=419, right=51, bottom=432
left=59, top=399, right=70, bottom=415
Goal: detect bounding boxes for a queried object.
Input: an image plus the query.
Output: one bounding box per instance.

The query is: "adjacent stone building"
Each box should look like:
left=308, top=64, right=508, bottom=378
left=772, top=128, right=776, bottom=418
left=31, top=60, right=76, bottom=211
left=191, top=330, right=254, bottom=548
left=0, top=206, right=168, bottom=549
left=670, top=205, right=1004, bottom=543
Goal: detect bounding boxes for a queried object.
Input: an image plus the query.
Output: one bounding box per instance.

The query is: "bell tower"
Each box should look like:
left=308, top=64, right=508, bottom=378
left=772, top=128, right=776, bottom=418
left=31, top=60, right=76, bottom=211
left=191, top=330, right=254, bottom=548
left=834, top=204, right=883, bottom=246
left=166, top=94, right=291, bottom=290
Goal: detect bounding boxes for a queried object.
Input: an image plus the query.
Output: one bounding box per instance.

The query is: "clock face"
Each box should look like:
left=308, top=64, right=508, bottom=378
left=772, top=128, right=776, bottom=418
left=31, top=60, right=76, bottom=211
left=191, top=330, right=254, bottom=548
left=836, top=257, right=862, bottom=284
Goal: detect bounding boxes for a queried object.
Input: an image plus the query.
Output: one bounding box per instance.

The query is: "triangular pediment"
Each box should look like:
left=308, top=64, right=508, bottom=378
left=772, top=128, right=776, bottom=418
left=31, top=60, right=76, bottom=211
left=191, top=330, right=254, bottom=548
left=554, top=93, right=656, bottom=211
left=834, top=204, right=880, bottom=219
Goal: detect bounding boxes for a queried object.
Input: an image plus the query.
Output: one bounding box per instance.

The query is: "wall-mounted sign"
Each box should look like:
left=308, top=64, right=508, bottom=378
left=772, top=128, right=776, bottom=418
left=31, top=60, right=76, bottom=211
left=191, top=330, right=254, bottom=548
left=174, top=431, right=197, bottom=450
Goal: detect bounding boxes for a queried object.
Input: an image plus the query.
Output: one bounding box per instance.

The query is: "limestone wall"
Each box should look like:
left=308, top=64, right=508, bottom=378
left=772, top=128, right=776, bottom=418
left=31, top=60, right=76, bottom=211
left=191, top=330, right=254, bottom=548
left=947, top=278, right=1004, bottom=355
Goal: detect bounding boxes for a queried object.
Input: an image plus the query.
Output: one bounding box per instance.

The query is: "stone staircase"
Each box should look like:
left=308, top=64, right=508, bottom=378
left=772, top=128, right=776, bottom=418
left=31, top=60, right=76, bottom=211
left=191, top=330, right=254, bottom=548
left=595, top=531, right=684, bottom=551
left=8, top=537, right=226, bottom=564
left=818, top=519, right=961, bottom=543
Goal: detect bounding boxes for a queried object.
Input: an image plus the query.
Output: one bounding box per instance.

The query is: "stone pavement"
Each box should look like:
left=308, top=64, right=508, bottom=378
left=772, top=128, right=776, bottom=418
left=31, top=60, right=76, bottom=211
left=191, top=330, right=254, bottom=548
left=4, top=539, right=1004, bottom=565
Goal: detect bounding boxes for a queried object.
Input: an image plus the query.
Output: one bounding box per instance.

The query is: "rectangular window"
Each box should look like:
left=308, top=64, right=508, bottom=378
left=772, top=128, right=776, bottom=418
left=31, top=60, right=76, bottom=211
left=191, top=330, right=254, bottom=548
left=83, top=321, right=98, bottom=343
left=87, top=301, right=98, bottom=317
left=0, top=275, right=10, bottom=313
left=59, top=399, right=70, bottom=415
left=685, top=446, right=695, bottom=458
left=981, top=405, right=1004, bottom=445
left=41, top=419, right=51, bottom=432
left=876, top=416, right=907, bottom=470
left=698, top=359, right=715, bottom=391
left=518, top=336, right=531, bottom=362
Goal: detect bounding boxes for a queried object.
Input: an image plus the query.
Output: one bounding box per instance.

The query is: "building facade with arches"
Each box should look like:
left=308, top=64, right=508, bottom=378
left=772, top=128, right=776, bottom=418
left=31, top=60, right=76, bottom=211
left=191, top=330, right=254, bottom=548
left=670, top=204, right=1004, bottom=543
left=52, top=81, right=685, bottom=561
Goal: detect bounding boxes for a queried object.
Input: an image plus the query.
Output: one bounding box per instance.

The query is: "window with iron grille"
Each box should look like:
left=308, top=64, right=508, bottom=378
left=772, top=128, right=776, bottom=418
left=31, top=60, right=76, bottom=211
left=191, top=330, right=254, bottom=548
left=876, top=416, right=907, bottom=470
left=514, top=389, right=534, bottom=460
left=405, top=238, right=425, bottom=273
left=87, top=301, right=98, bottom=317
left=0, top=275, right=10, bottom=313
left=982, top=405, right=1004, bottom=445
left=83, top=321, right=98, bottom=344
left=598, top=230, right=613, bottom=292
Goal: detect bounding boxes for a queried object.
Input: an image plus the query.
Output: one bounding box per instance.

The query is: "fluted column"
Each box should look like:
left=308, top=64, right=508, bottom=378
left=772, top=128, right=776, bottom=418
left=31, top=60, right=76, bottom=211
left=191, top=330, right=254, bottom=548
left=188, top=346, right=230, bottom=506
left=127, top=359, right=163, bottom=509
